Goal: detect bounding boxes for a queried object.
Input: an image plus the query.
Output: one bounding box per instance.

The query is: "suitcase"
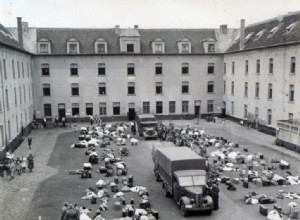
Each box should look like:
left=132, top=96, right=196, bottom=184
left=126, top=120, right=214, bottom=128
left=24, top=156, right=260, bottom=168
left=243, top=180, right=249, bottom=188
left=259, top=205, right=268, bottom=216
left=99, top=166, right=107, bottom=173
left=91, top=196, right=97, bottom=204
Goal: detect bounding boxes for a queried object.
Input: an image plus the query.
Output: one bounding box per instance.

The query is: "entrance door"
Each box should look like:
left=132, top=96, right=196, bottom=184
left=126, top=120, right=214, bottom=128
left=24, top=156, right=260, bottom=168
left=58, top=104, right=66, bottom=121
left=194, top=100, right=201, bottom=118
left=221, top=101, right=226, bottom=118
left=128, top=103, right=136, bottom=121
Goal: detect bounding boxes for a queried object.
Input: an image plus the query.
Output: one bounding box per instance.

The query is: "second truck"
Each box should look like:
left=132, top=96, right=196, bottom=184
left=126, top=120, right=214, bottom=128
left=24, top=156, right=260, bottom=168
left=152, top=146, right=218, bottom=217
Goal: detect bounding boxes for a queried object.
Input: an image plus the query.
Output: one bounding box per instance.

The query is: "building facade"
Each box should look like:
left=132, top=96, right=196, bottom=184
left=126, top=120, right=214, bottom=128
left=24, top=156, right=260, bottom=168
left=1, top=11, right=300, bottom=149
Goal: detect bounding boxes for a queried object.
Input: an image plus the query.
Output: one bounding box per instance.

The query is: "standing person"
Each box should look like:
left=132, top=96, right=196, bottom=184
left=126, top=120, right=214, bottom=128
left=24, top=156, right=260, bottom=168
left=62, top=117, right=66, bottom=127
left=89, top=115, right=94, bottom=126
left=27, top=154, right=34, bottom=173
left=21, top=156, right=27, bottom=173
left=55, top=115, right=59, bottom=127
left=221, top=119, right=225, bottom=130
left=28, top=136, right=32, bottom=150
left=43, top=117, right=47, bottom=128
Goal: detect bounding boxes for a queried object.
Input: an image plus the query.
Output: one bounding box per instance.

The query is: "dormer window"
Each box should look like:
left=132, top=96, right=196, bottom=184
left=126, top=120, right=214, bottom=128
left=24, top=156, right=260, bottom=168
left=254, top=30, right=264, bottom=40
left=127, top=44, right=134, bottom=52
left=270, top=27, right=278, bottom=35
left=94, top=38, right=107, bottom=54
left=178, top=38, right=191, bottom=54
left=245, top=32, right=254, bottom=42
left=37, top=38, right=51, bottom=54
left=67, top=38, right=80, bottom=54
left=151, top=38, right=165, bottom=54
left=286, top=23, right=295, bottom=32
left=208, top=44, right=215, bottom=53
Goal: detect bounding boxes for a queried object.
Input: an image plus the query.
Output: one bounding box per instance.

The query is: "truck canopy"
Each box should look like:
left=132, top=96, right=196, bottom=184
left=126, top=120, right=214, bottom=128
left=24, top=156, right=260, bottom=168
left=137, top=114, right=156, bottom=122
left=154, top=147, right=207, bottom=173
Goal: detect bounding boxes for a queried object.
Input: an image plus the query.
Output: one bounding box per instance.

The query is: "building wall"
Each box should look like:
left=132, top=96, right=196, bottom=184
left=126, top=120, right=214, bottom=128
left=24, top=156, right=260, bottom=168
left=223, top=44, right=300, bottom=128
left=0, top=46, right=34, bottom=148
left=33, top=55, right=223, bottom=119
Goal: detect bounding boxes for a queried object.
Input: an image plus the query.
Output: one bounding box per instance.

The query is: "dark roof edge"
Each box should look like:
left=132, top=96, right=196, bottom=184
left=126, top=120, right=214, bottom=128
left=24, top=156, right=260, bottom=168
left=34, top=53, right=224, bottom=57
left=226, top=41, right=300, bottom=54
left=0, top=42, right=33, bottom=55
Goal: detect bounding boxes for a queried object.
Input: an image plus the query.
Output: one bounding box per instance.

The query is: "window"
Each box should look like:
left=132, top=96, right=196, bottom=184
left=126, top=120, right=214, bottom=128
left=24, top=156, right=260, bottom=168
left=70, top=63, right=78, bottom=76
left=143, top=102, right=150, bottom=114
left=291, top=57, right=296, bottom=74
left=98, top=63, right=106, bottom=75
left=256, top=59, right=260, bottom=74
left=231, top=101, right=234, bottom=115
left=207, top=81, right=214, bottom=93
left=267, top=109, right=272, bottom=125
left=223, top=62, right=226, bottom=74
left=67, top=38, right=80, bottom=54
left=156, top=101, right=163, bottom=114
left=255, top=82, right=260, bottom=98
left=127, top=44, right=134, bottom=52
left=244, top=105, right=248, bottom=118
left=12, top=60, right=15, bottom=79
left=208, top=44, right=215, bottom=52
left=39, top=43, right=49, bottom=54
left=95, top=43, right=106, bottom=54
left=44, top=104, right=52, bottom=117
left=208, top=63, right=214, bottom=74
left=182, top=101, right=189, bottom=113
left=14, top=88, right=17, bottom=106
left=3, top=59, right=7, bottom=79
left=232, top=61, right=235, bottom=75
left=71, top=83, right=79, bottom=96
left=28, top=84, right=31, bottom=100
left=23, top=86, right=26, bottom=103
left=41, top=64, right=50, bottom=76
left=127, top=63, right=135, bottom=75
left=182, top=63, right=189, bottom=74
left=17, top=61, right=20, bottom=78
left=5, top=89, right=9, bottom=111
left=19, top=86, right=22, bottom=104
left=289, top=84, right=294, bottom=102
left=43, top=84, right=51, bottom=96
left=27, top=63, right=29, bottom=77
left=154, top=43, right=163, bottom=53
left=268, top=84, right=273, bottom=100
left=99, top=102, right=106, bottom=115
left=21, top=62, right=24, bottom=78
left=155, top=63, right=162, bottom=75
left=207, top=100, right=214, bottom=113
left=98, top=83, right=106, bottom=95
left=86, top=103, right=93, bottom=116
left=181, top=43, right=190, bottom=53
left=269, top=58, right=273, bottom=74
left=244, top=82, right=248, bottom=97
left=72, top=103, right=80, bottom=116
left=231, top=81, right=234, bottom=95
left=113, top=102, right=120, bottom=115
left=156, top=82, right=163, bottom=94
left=223, top=81, right=226, bottom=94
left=182, top=81, right=189, bottom=94
left=169, top=101, right=175, bottom=114
left=245, top=60, right=248, bottom=74
left=128, top=82, right=135, bottom=95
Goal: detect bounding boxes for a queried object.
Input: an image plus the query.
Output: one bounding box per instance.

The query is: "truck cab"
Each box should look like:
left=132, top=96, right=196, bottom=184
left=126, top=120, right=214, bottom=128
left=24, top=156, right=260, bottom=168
left=173, top=170, right=213, bottom=216
left=136, top=114, right=158, bottom=140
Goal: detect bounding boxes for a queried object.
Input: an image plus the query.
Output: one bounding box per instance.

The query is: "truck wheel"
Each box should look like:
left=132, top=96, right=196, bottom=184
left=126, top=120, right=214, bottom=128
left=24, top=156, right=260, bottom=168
left=206, top=209, right=212, bottom=215
left=180, top=203, right=188, bottom=217
left=164, top=191, right=171, bottom=198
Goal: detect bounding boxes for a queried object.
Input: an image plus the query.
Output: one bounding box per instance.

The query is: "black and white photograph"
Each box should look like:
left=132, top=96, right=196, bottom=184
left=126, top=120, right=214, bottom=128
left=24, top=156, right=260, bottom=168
left=0, top=0, right=300, bottom=219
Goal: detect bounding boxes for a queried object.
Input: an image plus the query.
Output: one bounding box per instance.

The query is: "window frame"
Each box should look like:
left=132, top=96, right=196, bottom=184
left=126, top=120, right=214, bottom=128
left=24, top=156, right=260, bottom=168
left=291, top=57, right=296, bottom=74
left=70, top=63, right=78, bottom=76
left=289, top=84, right=295, bottom=102
left=113, top=102, right=120, bottom=115
left=155, top=63, right=162, bottom=75
left=99, top=102, right=107, bottom=115
left=98, top=83, right=106, bottom=95
left=127, top=63, right=135, bottom=75
left=169, top=101, right=176, bottom=114
left=98, top=63, right=106, bottom=76
left=71, top=83, right=79, bottom=96
left=41, top=63, right=50, bottom=76
left=127, top=44, right=134, bottom=53
left=128, top=82, right=135, bottom=95
left=182, top=81, right=189, bottom=94
left=156, top=101, right=163, bottom=114
left=143, top=102, right=150, bottom=114
left=72, top=103, right=80, bottom=116
left=43, top=83, right=51, bottom=96
left=207, top=81, right=214, bottom=93
left=182, top=101, right=189, bottom=113
left=207, top=100, right=214, bottom=113
left=155, top=82, right=163, bottom=94
left=44, top=103, right=52, bottom=117
left=207, top=63, right=215, bottom=74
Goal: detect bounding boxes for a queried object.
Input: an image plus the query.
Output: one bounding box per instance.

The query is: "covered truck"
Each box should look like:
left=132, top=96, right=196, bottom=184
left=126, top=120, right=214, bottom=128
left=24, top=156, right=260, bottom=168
left=152, top=146, right=216, bottom=216
left=136, top=114, right=158, bottom=140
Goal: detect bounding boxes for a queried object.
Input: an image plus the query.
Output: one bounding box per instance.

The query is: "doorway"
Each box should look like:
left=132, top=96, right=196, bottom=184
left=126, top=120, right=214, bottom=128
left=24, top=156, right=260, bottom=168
left=128, top=103, right=136, bottom=121
left=58, top=104, right=66, bottom=121
left=194, top=100, right=201, bottom=118
left=221, top=101, right=226, bottom=118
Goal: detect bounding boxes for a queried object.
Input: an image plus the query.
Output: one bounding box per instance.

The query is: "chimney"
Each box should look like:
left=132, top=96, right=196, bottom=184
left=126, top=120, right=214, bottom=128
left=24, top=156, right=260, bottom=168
left=220, top=25, right=228, bottom=34
left=240, top=19, right=245, bottom=50
left=115, top=25, right=120, bottom=34
left=134, top=25, right=139, bottom=29
left=17, top=17, right=23, bottom=48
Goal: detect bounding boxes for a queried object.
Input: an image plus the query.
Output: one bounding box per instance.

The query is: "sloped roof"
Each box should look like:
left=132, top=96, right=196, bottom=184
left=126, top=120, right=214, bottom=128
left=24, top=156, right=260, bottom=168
left=0, top=23, right=23, bottom=49
left=36, top=28, right=216, bottom=54
left=227, top=11, right=300, bottom=52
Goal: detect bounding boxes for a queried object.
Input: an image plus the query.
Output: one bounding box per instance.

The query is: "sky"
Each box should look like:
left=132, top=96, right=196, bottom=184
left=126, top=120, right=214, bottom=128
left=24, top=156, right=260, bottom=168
left=1, top=0, right=300, bottom=29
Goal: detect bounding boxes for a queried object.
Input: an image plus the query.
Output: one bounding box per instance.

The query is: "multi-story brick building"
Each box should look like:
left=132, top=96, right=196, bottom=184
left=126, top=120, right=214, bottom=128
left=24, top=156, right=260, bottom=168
left=0, top=11, right=300, bottom=149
